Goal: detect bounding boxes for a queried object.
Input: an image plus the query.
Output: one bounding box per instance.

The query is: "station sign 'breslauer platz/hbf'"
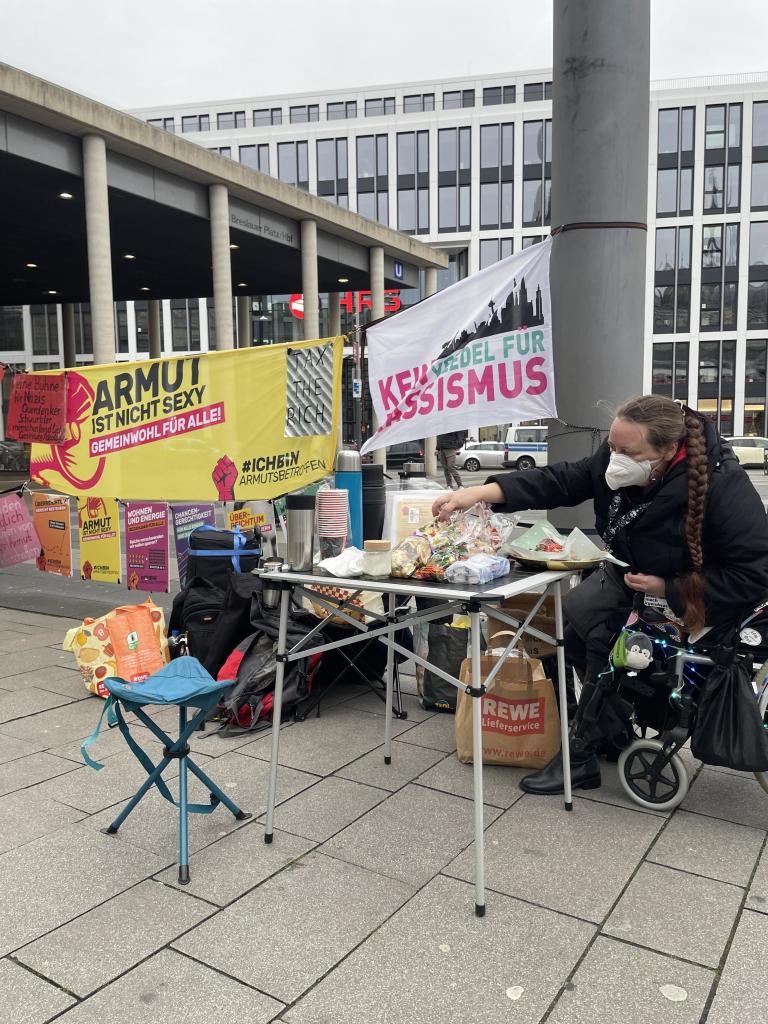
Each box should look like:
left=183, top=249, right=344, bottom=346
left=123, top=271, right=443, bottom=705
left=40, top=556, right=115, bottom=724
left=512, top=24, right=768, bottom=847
left=289, top=291, right=402, bottom=319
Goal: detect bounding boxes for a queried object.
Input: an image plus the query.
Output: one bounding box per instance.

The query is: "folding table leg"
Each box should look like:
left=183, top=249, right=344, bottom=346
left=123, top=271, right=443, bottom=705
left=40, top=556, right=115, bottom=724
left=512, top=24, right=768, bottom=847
left=264, top=586, right=291, bottom=844
left=554, top=580, right=573, bottom=811
left=383, top=593, right=396, bottom=764
left=178, top=705, right=190, bottom=884
left=470, top=607, right=486, bottom=917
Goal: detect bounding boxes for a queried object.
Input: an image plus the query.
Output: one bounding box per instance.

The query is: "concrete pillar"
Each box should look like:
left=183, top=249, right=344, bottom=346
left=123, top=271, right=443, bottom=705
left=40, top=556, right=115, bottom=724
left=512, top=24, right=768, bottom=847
left=423, top=268, right=439, bottom=478
left=148, top=299, right=162, bottom=359
left=369, top=245, right=386, bottom=467
left=82, top=134, right=116, bottom=364
left=328, top=292, right=343, bottom=449
left=62, top=303, right=76, bottom=368
left=300, top=220, right=320, bottom=339
left=549, top=0, right=649, bottom=528
left=236, top=294, right=251, bottom=348
left=209, top=183, right=234, bottom=349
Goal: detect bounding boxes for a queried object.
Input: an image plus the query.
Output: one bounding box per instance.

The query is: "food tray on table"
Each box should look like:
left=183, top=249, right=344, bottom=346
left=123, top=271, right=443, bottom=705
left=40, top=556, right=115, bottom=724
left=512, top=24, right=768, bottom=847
left=512, top=554, right=605, bottom=572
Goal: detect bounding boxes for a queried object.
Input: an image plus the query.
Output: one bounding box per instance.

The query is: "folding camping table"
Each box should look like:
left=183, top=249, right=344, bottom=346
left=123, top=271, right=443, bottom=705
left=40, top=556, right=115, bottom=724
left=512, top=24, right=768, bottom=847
left=258, top=564, right=574, bottom=917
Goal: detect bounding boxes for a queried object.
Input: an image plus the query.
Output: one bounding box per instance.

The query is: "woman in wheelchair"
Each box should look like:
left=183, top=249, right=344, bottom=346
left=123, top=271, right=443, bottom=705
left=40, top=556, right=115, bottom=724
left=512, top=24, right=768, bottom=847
left=433, top=394, right=768, bottom=796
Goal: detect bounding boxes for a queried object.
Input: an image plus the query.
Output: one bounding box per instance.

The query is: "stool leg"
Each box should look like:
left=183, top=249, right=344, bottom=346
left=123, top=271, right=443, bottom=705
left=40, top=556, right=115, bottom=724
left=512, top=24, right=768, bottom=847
left=178, top=706, right=190, bottom=884
left=185, top=758, right=251, bottom=820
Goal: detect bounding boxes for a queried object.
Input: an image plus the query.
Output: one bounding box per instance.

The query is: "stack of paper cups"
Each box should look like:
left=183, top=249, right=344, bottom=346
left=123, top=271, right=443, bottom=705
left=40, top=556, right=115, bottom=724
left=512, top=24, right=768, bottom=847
left=316, top=490, right=350, bottom=559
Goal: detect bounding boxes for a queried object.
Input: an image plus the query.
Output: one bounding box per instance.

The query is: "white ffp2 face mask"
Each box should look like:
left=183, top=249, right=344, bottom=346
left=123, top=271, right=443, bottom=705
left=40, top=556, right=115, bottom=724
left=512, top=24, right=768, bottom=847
left=605, top=452, right=655, bottom=490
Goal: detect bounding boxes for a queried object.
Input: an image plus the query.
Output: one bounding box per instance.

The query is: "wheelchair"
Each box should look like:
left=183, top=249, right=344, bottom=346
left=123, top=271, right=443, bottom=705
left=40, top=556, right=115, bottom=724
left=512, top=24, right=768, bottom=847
left=590, top=601, right=768, bottom=812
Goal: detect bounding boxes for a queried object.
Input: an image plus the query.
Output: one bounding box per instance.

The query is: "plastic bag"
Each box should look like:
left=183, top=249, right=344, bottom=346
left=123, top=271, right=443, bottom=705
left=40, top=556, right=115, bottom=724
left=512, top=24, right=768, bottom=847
left=391, top=534, right=432, bottom=578
left=318, top=547, right=365, bottom=577
left=444, top=554, right=510, bottom=585
left=392, top=503, right=514, bottom=579
left=691, top=655, right=768, bottom=771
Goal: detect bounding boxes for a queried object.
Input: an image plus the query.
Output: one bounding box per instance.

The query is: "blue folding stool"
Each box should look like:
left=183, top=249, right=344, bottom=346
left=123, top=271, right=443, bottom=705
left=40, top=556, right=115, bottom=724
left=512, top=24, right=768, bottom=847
left=81, top=656, right=251, bottom=884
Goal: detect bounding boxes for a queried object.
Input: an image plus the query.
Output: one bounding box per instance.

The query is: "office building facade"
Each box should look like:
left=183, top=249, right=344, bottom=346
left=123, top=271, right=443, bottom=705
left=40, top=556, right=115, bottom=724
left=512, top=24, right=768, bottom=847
left=3, top=69, right=768, bottom=436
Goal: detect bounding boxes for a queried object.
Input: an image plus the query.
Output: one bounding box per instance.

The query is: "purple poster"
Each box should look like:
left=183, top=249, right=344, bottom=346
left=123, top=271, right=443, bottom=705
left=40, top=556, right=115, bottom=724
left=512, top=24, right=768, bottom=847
left=125, top=502, right=169, bottom=593
left=170, top=503, right=216, bottom=586
left=0, top=493, right=41, bottom=567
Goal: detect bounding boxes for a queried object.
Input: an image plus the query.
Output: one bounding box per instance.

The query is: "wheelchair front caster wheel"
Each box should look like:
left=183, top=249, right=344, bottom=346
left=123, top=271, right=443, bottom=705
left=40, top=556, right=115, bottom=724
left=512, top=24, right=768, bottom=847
left=617, top=738, right=689, bottom=811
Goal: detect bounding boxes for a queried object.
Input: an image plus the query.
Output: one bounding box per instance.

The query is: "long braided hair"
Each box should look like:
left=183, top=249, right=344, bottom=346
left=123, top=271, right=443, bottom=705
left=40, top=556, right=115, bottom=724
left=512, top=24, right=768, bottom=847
left=616, top=395, right=709, bottom=631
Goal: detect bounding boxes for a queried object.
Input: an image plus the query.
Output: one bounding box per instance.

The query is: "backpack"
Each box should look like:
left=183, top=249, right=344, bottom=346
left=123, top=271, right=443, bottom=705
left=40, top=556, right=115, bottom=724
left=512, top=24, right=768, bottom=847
left=168, top=573, right=259, bottom=678
left=185, top=525, right=261, bottom=591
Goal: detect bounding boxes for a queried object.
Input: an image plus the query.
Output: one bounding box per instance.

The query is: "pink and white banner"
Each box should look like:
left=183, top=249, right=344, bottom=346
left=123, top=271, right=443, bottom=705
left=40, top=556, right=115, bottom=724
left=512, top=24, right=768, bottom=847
left=361, top=237, right=556, bottom=453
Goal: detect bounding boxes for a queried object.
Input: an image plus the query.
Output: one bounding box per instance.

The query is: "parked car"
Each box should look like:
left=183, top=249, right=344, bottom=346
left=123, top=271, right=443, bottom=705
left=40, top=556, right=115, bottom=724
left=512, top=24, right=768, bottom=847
left=502, top=425, right=548, bottom=470
left=725, top=436, right=768, bottom=468
left=0, top=440, right=29, bottom=471
left=386, top=441, right=424, bottom=469
left=457, top=441, right=506, bottom=472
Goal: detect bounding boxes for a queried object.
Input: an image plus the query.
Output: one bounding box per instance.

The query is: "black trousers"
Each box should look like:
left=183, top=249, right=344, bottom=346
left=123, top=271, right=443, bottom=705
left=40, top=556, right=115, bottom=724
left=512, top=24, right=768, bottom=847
left=562, top=563, right=634, bottom=671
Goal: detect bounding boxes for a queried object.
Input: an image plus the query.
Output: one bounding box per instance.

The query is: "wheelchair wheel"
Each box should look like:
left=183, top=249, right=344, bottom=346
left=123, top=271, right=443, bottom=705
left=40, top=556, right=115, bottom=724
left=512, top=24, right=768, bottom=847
left=618, top=738, right=689, bottom=811
left=755, top=676, right=768, bottom=795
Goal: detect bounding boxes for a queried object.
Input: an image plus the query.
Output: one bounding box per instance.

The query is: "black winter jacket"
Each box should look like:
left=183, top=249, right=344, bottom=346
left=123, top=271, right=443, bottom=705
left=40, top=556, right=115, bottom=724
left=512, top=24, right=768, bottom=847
left=487, top=415, right=768, bottom=628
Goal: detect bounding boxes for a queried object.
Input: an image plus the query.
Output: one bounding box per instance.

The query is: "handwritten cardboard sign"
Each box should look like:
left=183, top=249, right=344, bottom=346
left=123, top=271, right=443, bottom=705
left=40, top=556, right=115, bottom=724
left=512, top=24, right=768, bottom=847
left=0, top=494, right=41, bottom=567
left=6, top=372, right=68, bottom=444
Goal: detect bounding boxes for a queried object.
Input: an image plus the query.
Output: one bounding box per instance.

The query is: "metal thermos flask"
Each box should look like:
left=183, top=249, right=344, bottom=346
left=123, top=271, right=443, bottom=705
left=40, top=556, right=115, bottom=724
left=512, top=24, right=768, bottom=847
left=334, top=449, right=363, bottom=548
left=260, top=556, right=283, bottom=609
left=285, top=494, right=316, bottom=571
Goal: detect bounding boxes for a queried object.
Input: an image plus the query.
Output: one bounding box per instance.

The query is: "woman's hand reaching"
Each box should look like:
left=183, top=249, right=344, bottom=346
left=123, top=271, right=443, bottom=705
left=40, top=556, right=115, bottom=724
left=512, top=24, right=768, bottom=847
left=432, top=483, right=505, bottom=521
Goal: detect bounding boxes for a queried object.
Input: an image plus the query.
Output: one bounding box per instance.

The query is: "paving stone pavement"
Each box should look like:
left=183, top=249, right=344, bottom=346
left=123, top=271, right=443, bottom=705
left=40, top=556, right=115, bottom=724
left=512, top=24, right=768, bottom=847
left=0, top=603, right=767, bottom=1022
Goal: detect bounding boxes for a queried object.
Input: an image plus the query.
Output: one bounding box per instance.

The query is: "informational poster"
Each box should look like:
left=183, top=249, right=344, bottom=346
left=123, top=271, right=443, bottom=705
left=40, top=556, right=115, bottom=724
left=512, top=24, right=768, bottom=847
left=31, top=492, right=73, bottom=576
left=6, top=371, right=68, bottom=444
left=77, top=496, right=121, bottom=584
left=0, top=493, right=41, bottom=567
left=30, top=338, right=343, bottom=501
left=125, top=502, right=170, bottom=593
left=362, top=238, right=556, bottom=454
left=170, top=503, right=216, bottom=587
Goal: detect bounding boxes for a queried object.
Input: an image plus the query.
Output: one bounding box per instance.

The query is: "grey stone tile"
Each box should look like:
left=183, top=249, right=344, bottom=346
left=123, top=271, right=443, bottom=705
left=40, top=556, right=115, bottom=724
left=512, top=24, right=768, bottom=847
left=239, top=706, right=412, bottom=775
left=0, top=647, right=74, bottom=679
left=648, top=810, right=765, bottom=887
left=0, top=695, right=105, bottom=746
left=16, top=879, right=214, bottom=997
left=605, top=862, right=742, bottom=967
left=0, top=788, right=85, bottom=854
left=257, top=776, right=386, bottom=841
left=707, top=909, right=768, bottom=1023
left=334, top=740, right=446, bottom=792
left=31, top=749, right=177, bottom=814
left=744, top=838, right=768, bottom=913
left=340, top=687, right=435, bottom=722
left=0, top=628, right=71, bottom=651
left=53, top=948, right=283, bottom=1023
left=284, top=874, right=593, bottom=1024
left=0, top=685, right=76, bottom=724
left=0, top=666, right=90, bottom=699
left=395, top=712, right=457, bottom=752
left=681, top=768, right=768, bottom=830
left=0, top=611, right=78, bottom=631
left=173, top=850, right=414, bottom=1003
left=155, top=824, right=315, bottom=905
left=52, top=718, right=168, bottom=763
left=0, top=958, right=75, bottom=1022
left=415, top=753, right=527, bottom=810
left=321, top=783, right=501, bottom=886
left=575, top=759, right=671, bottom=817
left=0, top=751, right=80, bottom=797
left=184, top=720, right=272, bottom=758
left=0, top=734, right=46, bottom=763
left=548, top=935, right=714, bottom=1024
left=85, top=751, right=319, bottom=858
left=444, top=794, right=662, bottom=923
left=0, top=824, right=170, bottom=955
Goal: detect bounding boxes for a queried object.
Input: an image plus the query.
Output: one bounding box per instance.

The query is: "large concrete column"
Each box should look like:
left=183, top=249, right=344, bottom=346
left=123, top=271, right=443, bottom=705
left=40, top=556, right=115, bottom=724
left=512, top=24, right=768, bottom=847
left=236, top=294, right=251, bottom=348
left=300, top=220, right=320, bottom=339
left=148, top=299, right=162, bottom=359
left=549, top=0, right=649, bottom=528
left=423, top=268, right=439, bottom=478
left=369, top=245, right=386, bottom=467
left=62, top=303, right=76, bottom=368
left=82, top=135, right=116, bottom=364
left=209, top=183, right=234, bottom=349
left=328, top=292, right=343, bottom=449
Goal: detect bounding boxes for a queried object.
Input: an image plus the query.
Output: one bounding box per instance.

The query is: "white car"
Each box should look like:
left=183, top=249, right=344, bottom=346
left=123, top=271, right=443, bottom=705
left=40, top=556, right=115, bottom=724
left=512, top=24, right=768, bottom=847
left=457, top=441, right=506, bottom=471
left=726, top=436, right=768, bottom=468
left=502, top=425, right=549, bottom=471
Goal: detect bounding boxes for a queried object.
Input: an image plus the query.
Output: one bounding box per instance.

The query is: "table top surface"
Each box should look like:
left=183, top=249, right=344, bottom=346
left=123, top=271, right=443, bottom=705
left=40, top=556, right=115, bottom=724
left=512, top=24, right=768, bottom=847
left=258, top=565, right=572, bottom=603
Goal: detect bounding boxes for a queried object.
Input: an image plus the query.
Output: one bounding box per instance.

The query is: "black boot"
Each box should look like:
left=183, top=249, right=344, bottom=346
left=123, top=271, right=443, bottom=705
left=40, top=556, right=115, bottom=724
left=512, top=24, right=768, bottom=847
left=519, top=736, right=601, bottom=795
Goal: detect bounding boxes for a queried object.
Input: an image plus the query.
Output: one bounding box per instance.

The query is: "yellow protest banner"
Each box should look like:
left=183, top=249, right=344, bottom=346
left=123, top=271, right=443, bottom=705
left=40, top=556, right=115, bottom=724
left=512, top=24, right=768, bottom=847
left=77, top=496, right=122, bottom=584
left=30, top=337, right=343, bottom=501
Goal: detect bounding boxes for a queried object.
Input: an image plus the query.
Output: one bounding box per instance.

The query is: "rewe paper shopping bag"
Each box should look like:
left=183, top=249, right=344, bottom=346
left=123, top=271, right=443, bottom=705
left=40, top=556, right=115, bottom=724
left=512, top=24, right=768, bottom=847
left=455, top=651, right=560, bottom=768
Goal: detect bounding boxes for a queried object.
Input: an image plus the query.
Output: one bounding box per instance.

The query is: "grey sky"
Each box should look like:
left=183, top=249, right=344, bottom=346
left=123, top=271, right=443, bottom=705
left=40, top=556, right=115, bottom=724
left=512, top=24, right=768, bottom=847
left=3, top=0, right=767, bottom=109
